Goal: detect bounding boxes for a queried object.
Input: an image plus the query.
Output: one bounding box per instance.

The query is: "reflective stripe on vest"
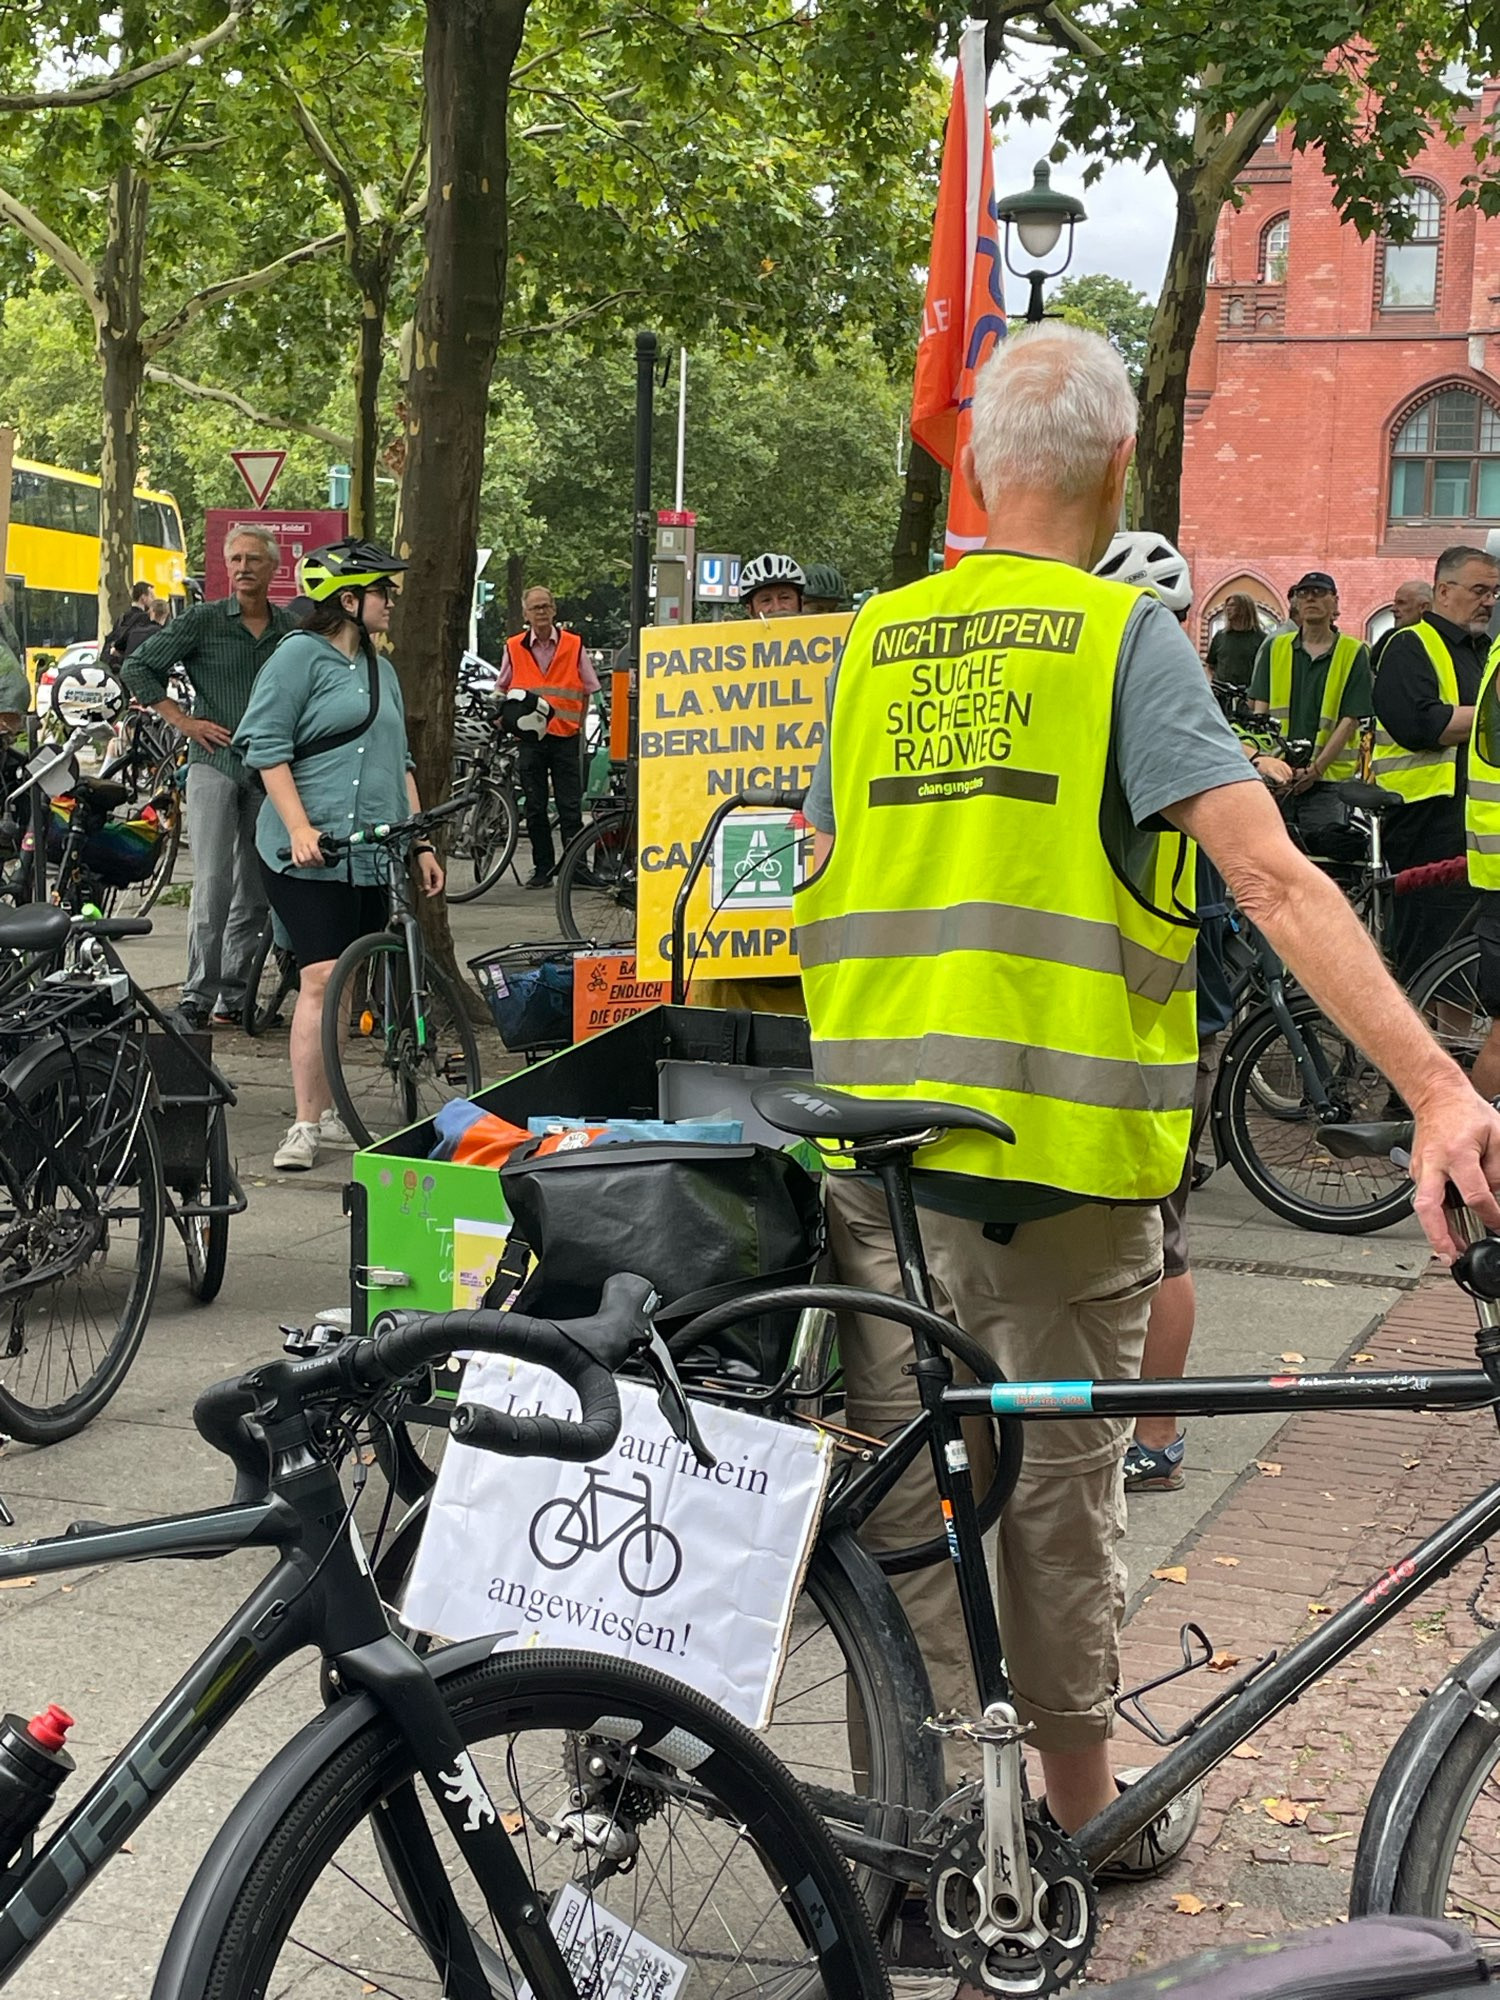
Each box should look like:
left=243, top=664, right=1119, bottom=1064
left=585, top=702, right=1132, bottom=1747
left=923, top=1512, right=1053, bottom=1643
left=506, top=628, right=588, bottom=737
left=1267, top=630, right=1362, bottom=781
left=793, top=554, right=1198, bottom=1204
left=1467, top=656, right=1500, bottom=887
left=1373, top=622, right=1459, bottom=802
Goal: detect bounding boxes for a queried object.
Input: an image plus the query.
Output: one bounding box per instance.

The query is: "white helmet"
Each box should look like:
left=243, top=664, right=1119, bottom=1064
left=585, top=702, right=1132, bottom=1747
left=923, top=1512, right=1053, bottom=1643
left=739, top=552, right=805, bottom=606
left=1095, top=531, right=1192, bottom=613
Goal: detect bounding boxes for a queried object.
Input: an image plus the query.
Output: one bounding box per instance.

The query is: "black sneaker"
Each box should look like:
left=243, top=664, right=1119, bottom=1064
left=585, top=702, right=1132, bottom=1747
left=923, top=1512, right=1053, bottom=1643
left=168, top=1001, right=209, bottom=1033
left=523, top=869, right=554, bottom=891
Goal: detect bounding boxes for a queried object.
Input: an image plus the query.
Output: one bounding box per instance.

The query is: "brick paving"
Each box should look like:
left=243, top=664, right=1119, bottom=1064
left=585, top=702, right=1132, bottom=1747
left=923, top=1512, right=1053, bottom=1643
left=1092, top=1266, right=1500, bottom=1979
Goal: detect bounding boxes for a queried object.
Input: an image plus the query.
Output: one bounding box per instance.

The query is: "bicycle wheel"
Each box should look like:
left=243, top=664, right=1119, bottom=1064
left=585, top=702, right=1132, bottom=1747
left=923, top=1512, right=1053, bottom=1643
left=1218, top=995, right=1414, bottom=1233
left=241, top=920, right=299, bottom=1037
left=1408, top=937, right=1485, bottom=1077
left=0, top=1044, right=164, bottom=1442
left=187, top=1649, right=890, bottom=2000
left=555, top=806, right=635, bottom=947
left=324, top=932, right=482, bottom=1149
left=1370, top=1662, right=1500, bottom=1941
left=447, top=781, right=519, bottom=903
left=123, top=752, right=184, bottom=917
left=178, top=1103, right=231, bottom=1305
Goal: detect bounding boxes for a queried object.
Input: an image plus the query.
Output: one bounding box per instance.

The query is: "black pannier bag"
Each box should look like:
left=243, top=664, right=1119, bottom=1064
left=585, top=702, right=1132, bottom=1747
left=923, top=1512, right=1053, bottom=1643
left=492, top=1140, right=825, bottom=1383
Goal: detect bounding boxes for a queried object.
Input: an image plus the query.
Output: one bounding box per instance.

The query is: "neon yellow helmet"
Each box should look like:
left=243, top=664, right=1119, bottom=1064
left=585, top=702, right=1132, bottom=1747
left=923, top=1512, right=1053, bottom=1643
left=297, top=537, right=408, bottom=602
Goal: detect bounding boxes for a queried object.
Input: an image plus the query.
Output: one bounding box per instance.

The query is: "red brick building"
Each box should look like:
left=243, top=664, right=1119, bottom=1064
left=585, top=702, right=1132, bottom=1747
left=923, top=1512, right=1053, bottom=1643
left=1180, top=83, right=1500, bottom=648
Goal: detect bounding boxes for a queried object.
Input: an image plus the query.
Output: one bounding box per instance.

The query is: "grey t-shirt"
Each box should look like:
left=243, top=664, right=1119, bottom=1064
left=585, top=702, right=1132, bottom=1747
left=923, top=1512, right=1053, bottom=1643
left=801, top=590, right=1258, bottom=1229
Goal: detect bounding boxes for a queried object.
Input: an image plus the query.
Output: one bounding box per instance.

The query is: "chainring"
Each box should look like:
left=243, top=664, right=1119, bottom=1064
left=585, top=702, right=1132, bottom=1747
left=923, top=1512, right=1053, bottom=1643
left=927, top=1809, right=1097, bottom=1997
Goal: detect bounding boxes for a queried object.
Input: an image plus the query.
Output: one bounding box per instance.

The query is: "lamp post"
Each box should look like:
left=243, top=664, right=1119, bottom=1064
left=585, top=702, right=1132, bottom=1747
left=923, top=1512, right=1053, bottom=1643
left=995, top=160, right=1087, bottom=324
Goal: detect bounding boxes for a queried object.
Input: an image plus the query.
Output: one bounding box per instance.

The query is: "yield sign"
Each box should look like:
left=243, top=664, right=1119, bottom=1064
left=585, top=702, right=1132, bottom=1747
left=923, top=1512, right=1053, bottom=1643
left=230, top=448, right=287, bottom=507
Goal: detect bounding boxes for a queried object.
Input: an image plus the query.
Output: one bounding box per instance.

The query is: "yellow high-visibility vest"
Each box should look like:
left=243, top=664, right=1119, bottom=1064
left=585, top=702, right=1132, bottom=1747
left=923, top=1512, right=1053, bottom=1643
left=1373, top=621, right=1459, bottom=802
left=794, top=554, right=1198, bottom=1203
left=1267, top=630, right=1362, bottom=781
left=1467, top=652, right=1500, bottom=887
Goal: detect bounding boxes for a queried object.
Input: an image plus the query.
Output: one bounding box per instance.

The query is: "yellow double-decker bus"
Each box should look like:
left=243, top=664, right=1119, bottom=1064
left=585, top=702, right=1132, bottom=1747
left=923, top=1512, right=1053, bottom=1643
left=4, top=457, right=188, bottom=671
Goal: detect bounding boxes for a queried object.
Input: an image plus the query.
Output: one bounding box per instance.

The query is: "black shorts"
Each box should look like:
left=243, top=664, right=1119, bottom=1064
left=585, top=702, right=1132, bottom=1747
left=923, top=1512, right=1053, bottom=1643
left=259, top=861, right=386, bottom=970
left=1474, top=891, right=1500, bottom=1016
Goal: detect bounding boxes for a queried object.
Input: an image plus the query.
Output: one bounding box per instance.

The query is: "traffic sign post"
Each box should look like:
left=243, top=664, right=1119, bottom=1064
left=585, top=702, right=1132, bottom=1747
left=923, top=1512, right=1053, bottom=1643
left=229, top=449, right=287, bottom=508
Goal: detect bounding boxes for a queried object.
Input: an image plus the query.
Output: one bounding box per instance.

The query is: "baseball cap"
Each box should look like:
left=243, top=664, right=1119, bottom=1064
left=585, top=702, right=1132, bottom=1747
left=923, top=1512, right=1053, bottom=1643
left=1288, top=570, right=1337, bottom=597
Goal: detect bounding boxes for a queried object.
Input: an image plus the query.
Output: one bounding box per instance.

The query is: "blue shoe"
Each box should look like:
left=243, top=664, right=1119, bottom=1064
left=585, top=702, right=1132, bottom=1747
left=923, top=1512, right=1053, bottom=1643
left=1123, top=1433, right=1185, bottom=1492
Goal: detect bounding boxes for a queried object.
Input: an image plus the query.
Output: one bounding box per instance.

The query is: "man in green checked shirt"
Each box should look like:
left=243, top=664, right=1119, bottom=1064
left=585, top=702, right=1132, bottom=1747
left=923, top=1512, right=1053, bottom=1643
left=123, top=525, right=297, bottom=1028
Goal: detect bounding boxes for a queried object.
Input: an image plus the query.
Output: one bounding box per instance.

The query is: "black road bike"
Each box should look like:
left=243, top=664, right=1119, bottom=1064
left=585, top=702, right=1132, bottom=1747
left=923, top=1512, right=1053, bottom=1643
left=0, top=1274, right=888, bottom=1999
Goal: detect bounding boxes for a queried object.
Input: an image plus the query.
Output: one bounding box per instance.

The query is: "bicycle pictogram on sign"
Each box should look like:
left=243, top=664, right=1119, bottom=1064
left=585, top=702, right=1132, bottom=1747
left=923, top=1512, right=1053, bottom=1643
left=528, top=1468, right=684, bottom=1597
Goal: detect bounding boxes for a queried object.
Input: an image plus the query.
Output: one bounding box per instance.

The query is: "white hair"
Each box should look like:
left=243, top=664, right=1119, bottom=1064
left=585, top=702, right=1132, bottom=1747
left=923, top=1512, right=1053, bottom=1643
left=967, top=322, right=1137, bottom=505
left=223, top=522, right=280, bottom=564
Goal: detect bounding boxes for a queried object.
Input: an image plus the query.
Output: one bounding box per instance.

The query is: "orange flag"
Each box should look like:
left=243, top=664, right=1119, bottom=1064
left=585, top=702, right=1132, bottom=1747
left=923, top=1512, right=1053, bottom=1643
left=910, top=20, right=1005, bottom=566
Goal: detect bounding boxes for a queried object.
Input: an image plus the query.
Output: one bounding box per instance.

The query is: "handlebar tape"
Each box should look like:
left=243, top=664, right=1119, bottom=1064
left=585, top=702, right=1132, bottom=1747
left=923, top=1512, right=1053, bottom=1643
left=192, top=1378, right=271, bottom=1489
left=739, top=786, right=807, bottom=812
left=1392, top=854, right=1467, bottom=896
left=368, top=1308, right=622, bottom=1462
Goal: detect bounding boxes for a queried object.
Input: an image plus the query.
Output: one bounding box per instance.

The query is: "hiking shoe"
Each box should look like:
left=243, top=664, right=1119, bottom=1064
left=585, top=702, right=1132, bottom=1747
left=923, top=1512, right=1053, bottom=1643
left=274, top=1121, right=321, bottom=1172
left=168, top=1001, right=209, bottom=1033
left=1124, top=1433, right=1185, bottom=1492
left=523, top=869, right=554, bottom=891
left=317, top=1109, right=355, bottom=1148
left=1095, top=1769, right=1202, bottom=1882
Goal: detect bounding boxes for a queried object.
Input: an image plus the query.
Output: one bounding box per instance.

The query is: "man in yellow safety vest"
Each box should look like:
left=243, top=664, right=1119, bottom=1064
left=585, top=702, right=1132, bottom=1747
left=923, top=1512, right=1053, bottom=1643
left=1247, top=570, right=1371, bottom=863
left=798, top=323, right=1500, bottom=1902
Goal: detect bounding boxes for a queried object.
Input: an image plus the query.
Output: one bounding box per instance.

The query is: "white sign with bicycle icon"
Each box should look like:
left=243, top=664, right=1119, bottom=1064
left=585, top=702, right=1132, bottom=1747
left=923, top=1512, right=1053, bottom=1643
left=401, top=1355, right=833, bottom=1727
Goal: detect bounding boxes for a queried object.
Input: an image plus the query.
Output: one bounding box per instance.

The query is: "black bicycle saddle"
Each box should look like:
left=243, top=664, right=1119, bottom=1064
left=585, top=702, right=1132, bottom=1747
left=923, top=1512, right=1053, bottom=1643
left=752, top=1081, right=1015, bottom=1147
left=0, top=904, right=70, bottom=952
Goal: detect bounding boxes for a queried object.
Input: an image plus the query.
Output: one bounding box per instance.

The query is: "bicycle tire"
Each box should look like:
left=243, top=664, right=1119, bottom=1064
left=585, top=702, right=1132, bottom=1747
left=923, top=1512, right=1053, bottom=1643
left=0, top=1044, right=164, bottom=1442
left=1218, top=995, right=1415, bottom=1234
left=1371, top=1677, right=1500, bottom=1944
left=446, top=781, right=519, bottom=902
left=323, top=931, right=482, bottom=1149
left=128, top=751, right=184, bottom=917
left=180, top=1104, right=231, bottom=1305
left=1407, top=937, right=1486, bottom=1077
left=241, top=920, right=299, bottom=1037
left=555, top=805, right=635, bottom=947
left=186, top=1649, right=891, bottom=2000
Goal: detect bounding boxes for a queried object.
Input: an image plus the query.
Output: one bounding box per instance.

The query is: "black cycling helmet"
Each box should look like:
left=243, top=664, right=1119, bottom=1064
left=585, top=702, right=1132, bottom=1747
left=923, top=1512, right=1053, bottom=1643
left=297, top=538, right=408, bottom=602
left=803, top=562, right=849, bottom=606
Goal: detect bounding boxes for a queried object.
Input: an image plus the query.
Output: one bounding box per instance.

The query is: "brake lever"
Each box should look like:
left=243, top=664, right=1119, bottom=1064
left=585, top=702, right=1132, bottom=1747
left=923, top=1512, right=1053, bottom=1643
left=640, top=1325, right=715, bottom=1468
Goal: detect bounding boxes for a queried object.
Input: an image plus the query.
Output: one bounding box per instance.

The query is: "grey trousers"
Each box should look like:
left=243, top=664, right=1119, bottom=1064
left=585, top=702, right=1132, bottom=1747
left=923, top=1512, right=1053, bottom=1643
left=182, top=763, right=267, bottom=1015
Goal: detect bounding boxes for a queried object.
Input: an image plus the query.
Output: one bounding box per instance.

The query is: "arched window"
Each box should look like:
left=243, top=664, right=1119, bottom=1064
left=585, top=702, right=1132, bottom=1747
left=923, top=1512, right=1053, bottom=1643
left=1259, top=215, right=1290, bottom=284
left=1381, top=183, right=1442, bottom=310
left=1390, top=386, right=1500, bottom=522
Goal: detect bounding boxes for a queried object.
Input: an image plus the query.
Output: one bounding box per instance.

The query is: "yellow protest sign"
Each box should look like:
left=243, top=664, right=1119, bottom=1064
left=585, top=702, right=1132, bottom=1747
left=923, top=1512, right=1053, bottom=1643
left=635, top=614, right=850, bottom=981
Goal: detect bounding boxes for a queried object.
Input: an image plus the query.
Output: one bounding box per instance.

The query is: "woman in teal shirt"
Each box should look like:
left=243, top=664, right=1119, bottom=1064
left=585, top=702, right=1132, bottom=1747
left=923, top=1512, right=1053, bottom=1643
left=233, top=540, right=443, bottom=1172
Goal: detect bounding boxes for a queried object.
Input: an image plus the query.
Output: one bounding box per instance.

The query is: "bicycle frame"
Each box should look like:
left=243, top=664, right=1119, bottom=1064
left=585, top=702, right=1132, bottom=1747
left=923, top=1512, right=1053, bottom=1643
left=0, top=1462, right=584, bottom=1996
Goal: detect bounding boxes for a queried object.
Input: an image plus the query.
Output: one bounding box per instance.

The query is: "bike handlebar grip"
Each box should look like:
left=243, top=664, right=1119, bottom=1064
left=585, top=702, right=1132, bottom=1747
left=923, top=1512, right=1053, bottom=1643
left=368, top=1309, right=622, bottom=1462
left=739, top=787, right=806, bottom=812
left=192, top=1378, right=270, bottom=1488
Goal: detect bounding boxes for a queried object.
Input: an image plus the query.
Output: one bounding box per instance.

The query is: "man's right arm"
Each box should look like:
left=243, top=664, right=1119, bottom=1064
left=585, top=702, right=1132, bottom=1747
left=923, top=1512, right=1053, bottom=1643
left=118, top=607, right=226, bottom=750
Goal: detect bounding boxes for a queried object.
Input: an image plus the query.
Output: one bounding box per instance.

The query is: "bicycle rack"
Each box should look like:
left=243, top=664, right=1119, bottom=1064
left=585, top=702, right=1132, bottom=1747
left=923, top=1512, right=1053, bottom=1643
left=1116, top=1621, right=1279, bottom=1745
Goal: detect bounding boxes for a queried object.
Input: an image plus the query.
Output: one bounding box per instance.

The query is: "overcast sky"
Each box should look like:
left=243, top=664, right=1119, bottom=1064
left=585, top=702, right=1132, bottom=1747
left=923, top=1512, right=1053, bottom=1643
left=991, top=123, right=1178, bottom=303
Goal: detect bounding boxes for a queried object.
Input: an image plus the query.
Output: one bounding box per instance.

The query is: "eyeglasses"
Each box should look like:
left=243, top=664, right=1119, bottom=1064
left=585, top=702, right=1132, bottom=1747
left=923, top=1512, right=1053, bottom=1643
left=1459, top=582, right=1500, bottom=600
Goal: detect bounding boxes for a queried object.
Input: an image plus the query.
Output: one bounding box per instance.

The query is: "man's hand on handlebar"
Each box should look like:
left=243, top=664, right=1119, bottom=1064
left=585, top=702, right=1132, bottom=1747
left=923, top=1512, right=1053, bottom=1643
left=1410, top=1083, right=1500, bottom=1261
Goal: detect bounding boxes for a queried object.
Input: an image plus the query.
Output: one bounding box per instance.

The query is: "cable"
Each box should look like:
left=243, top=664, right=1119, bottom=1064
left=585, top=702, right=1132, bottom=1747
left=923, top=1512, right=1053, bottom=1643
left=680, top=826, right=809, bottom=999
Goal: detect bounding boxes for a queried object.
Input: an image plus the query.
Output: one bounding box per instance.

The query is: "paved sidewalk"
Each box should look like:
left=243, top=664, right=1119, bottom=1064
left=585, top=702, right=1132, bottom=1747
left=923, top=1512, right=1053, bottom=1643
left=1094, top=1268, right=1498, bottom=1978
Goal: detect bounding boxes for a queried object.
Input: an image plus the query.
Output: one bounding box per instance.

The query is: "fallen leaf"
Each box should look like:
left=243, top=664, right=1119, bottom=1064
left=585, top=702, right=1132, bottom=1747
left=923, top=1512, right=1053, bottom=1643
left=1352, top=1352, right=1374, bottom=1363
left=1301, top=1278, right=1335, bottom=1288
left=1172, top=1893, right=1206, bottom=1916
left=1213, top=1555, right=1240, bottom=1568
left=1151, top=1565, right=1189, bottom=1585
left=1316, top=1831, right=1355, bottom=1845
left=1230, top=1743, right=1263, bottom=1760
left=0, top=1578, right=34, bottom=1590
left=1263, top=1797, right=1311, bottom=1826
left=1208, top=1650, right=1240, bottom=1672
left=1279, top=1351, right=1306, bottom=1364
left=1255, top=1461, right=1283, bottom=1477
left=1402, top=1457, right=1421, bottom=1470
left=500, top=1809, right=526, bottom=1835
left=1237, top=1800, right=1261, bottom=1814
left=1308, top=1602, right=1334, bottom=1616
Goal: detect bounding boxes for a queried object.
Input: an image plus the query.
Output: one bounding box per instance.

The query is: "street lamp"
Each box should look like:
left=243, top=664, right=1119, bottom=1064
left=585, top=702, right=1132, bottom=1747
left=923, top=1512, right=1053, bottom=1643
left=995, top=160, right=1087, bottom=324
